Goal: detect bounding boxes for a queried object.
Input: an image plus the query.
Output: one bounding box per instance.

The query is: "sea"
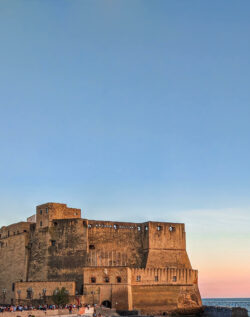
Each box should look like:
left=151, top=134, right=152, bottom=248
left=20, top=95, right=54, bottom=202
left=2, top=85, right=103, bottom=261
left=202, top=298, right=250, bottom=315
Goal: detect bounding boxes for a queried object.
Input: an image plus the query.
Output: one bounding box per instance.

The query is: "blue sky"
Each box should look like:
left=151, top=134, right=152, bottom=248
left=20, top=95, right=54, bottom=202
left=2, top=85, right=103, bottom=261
left=1, top=1, right=250, bottom=296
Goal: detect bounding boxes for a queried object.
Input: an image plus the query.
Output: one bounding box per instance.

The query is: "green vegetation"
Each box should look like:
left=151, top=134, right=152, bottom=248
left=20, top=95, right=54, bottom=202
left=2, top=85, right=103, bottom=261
left=52, top=287, right=69, bottom=306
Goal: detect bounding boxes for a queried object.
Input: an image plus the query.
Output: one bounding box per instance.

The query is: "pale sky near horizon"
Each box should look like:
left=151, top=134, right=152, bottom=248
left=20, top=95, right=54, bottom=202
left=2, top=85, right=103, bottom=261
left=0, top=0, right=250, bottom=298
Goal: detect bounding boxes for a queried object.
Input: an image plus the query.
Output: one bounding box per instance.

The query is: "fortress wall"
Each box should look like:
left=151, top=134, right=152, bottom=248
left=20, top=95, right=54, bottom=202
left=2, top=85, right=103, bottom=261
left=148, top=222, right=186, bottom=249
left=131, top=284, right=202, bottom=314
left=48, top=204, right=81, bottom=221
left=130, top=268, right=198, bottom=285
left=87, top=250, right=130, bottom=267
left=0, top=230, right=29, bottom=304
left=27, top=224, right=50, bottom=282
left=27, top=204, right=86, bottom=293
left=83, top=267, right=130, bottom=284
left=0, top=202, right=201, bottom=312
left=27, top=220, right=87, bottom=292
left=145, top=249, right=192, bottom=268
left=82, top=267, right=200, bottom=312
left=87, top=220, right=148, bottom=267
left=36, top=203, right=81, bottom=229
left=0, top=222, right=30, bottom=238
left=46, top=218, right=88, bottom=293
left=14, top=281, right=76, bottom=301
left=83, top=267, right=132, bottom=310
left=146, top=222, right=191, bottom=268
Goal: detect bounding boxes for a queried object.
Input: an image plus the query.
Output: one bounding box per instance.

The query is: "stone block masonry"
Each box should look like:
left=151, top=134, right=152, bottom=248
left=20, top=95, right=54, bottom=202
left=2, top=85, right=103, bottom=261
left=0, top=202, right=202, bottom=314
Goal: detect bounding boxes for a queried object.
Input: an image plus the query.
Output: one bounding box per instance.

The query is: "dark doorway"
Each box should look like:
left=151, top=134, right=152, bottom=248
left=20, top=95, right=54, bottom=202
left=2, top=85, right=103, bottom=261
left=102, top=300, right=112, bottom=308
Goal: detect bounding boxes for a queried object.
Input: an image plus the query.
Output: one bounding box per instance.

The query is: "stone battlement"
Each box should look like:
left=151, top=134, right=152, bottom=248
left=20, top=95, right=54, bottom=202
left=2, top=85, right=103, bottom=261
left=0, top=202, right=201, bottom=315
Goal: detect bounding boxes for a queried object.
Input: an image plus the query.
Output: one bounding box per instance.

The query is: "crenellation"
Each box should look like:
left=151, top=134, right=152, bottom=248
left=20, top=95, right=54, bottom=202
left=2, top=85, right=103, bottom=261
left=0, top=202, right=201, bottom=314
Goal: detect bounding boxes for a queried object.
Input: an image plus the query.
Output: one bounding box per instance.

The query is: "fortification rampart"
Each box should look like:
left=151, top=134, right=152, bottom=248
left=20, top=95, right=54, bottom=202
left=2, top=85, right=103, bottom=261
left=130, top=268, right=198, bottom=285
left=0, top=202, right=201, bottom=314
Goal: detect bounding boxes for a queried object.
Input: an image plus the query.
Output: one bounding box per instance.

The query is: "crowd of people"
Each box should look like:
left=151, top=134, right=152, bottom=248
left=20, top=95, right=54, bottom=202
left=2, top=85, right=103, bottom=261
left=0, top=304, right=79, bottom=313
left=0, top=304, right=105, bottom=316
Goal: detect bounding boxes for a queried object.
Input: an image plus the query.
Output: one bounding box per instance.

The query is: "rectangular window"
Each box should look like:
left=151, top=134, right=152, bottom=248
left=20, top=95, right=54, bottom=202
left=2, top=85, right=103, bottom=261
left=104, top=277, right=109, bottom=283
left=12, top=283, right=15, bottom=291
left=91, top=277, right=96, bottom=283
left=40, top=210, right=42, bottom=215
left=51, top=240, right=56, bottom=246
left=172, top=276, right=177, bottom=282
left=155, top=276, right=158, bottom=282
left=40, top=221, right=42, bottom=227
left=136, top=275, right=141, bottom=282
left=46, top=207, right=49, bottom=213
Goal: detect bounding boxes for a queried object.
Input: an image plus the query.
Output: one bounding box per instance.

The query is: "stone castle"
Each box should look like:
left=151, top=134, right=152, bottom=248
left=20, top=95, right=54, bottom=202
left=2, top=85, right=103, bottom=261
left=0, top=203, right=202, bottom=314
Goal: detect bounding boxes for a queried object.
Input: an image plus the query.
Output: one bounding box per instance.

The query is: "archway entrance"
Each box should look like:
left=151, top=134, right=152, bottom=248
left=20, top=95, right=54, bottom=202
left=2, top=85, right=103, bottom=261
left=102, top=300, right=112, bottom=308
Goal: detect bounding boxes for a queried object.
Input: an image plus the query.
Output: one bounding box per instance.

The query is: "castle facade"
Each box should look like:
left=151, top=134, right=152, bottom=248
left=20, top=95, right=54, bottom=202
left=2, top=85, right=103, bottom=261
left=0, top=203, right=202, bottom=314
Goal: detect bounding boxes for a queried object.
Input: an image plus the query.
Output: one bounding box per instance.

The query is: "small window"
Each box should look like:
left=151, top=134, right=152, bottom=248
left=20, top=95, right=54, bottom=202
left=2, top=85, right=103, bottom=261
left=40, top=221, right=43, bottom=227
left=145, top=226, right=148, bottom=231
left=155, top=276, right=158, bottom=282
left=46, top=207, right=49, bottom=213
left=114, top=224, right=117, bottom=230
left=89, top=244, right=95, bottom=250
left=51, top=240, right=56, bottom=246
left=137, top=226, right=141, bottom=231
left=91, top=277, right=96, bottom=283
left=8, top=231, right=10, bottom=237
left=53, top=222, right=58, bottom=226
left=172, top=276, right=177, bottom=282
left=88, top=224, right=92, bottom=228
left=116, top=276, right=122, bottom=283
left=104, top=277, right=109, bottom=283
left=40, top=210, right=42, bottom=215
left=157, top=226, right=162, bottom=231
left=12, top=283, right=15, bottom=291
left=24, top=230, right=27, bottom=232
left=136, top=275, right=141, bottom=282
left=169, top=226, right=175, bottom=232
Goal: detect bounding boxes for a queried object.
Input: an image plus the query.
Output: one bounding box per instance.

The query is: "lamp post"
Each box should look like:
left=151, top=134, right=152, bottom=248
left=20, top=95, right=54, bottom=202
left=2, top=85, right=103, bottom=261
left=90, top=291, right=95, bottom=305
left=27, top=287, right=33, bottom=306
left=42, top=288, right=46, bottom=305
left=2, top=289, right=6, bottom=304
left=17, top=290, right=21, bottom=305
